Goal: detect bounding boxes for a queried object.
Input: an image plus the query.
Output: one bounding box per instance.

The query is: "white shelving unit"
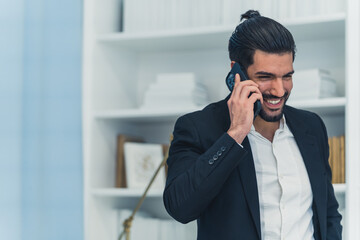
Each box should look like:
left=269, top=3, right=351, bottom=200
left=83, top=1, right=360, bottom=239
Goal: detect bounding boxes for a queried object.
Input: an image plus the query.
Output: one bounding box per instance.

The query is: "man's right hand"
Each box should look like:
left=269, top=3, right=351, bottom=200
left=226, top=73, right=263, bottom=144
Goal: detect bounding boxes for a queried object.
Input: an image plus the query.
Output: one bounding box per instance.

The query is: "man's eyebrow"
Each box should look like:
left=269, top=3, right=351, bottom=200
left=255, top=71, right=274, bottom=76
left=284, top=70, right=295, bottom=76
left=255, top=70, right=295, bottom=77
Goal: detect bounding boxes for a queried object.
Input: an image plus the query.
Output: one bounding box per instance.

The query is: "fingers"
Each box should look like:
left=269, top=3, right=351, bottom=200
left=239, top=85, right=261, bottom=101
left=226, top=74, right=262, bottom=141
left=248, top=92, right=263, bottom=104
left=231, top=73, right=261, bottom=102
left=230, top=73, right=241, bottom=99
left=234, top=74, right=259, bottom=90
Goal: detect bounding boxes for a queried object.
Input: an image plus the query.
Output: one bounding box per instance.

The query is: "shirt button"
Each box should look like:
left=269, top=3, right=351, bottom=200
left=209, top=159, right=215, bottom=165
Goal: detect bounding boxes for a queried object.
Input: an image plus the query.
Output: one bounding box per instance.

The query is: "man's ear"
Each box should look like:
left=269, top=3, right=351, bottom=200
left=230, top=61, right=236, bottom=68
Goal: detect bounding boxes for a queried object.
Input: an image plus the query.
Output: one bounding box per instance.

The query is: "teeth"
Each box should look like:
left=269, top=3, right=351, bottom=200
left=266, top=99, right=281, bottom=104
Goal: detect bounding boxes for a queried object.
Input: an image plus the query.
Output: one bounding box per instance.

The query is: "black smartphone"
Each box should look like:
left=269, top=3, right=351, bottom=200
left=225, top=62, right=261, bottom=118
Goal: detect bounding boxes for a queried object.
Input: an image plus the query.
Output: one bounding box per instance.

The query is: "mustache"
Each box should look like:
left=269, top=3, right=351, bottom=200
left=262, top=91, right=289, bottom=100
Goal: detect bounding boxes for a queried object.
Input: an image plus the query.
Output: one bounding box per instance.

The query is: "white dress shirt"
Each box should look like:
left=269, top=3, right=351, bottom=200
left=247, top=117, right=314, bottom=240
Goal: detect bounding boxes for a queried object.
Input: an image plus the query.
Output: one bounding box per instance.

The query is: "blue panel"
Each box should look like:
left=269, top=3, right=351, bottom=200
left=0, top=1, right=24, bottom=239
left=21, top=0, right=84, bottom=239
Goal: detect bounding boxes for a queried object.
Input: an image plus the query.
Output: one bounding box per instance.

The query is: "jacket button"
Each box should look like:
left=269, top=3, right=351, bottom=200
left=213, top=155, right=218, bottom=160
left=217, top=151, right=222, bottom=156
left=221, top=146, right=226, bottom=152
left=209, top=159, right=215, bottom=165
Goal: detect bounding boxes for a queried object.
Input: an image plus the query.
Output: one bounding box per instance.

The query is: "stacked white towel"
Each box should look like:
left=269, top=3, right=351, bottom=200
left=291, top=68, right=338, bottom=100
left=141, top=73, right=208, bottom=109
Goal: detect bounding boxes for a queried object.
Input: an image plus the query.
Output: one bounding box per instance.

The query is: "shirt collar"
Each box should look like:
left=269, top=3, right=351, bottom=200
left=282, top=115, right=294, bottom=138
left=250, top=115, right=294, bottom=138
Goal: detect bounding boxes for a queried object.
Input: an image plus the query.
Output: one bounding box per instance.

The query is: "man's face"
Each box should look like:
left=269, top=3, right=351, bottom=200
left=247, top=50, right=294, bottom=122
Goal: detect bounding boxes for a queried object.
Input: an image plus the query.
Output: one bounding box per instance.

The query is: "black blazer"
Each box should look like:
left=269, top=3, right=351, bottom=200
left=163, top=97, right=342, bottom=240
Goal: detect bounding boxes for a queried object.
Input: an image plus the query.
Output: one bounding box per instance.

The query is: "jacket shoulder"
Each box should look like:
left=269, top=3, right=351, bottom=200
left=173, top=98, right=229, bottom=148
left=177, top=98, right=228, bottom=128
left=284, top=105, right=326, bottom=132
left=285, top=105, right=322, bottom=121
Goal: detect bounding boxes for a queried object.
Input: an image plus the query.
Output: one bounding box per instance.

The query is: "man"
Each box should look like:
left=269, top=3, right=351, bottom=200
left=163, top=10, right=342, bottom=240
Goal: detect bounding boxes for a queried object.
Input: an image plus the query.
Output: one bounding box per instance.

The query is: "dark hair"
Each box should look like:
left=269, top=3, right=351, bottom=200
left=228, top=10, right=296, bottom=70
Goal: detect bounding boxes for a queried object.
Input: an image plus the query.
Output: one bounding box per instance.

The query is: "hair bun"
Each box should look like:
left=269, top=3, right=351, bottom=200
left=241, top=10, right=261, bottom=21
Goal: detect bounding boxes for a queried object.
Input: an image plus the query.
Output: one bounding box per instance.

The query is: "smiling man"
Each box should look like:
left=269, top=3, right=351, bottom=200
left=163, top=10, right=342, bottom=240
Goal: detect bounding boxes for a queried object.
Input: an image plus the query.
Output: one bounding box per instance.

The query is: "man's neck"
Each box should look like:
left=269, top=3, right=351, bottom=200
left=253, top=116, right=280, bottom=142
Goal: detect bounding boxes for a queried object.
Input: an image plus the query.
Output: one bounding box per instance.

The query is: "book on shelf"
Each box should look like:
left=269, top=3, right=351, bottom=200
left=340, top=135, right=345, bottom=184
left=328, top=135, right=345, bottom=184
left=162, top=144, right=169, bottom=177
left=120, top=0, right=345, bottom=33
left=122, top=0, right=223, bottom=32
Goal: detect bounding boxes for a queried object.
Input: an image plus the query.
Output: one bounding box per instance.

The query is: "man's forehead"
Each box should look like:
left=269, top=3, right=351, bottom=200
left=251, top=50, right=293, bottom=73
left=252, top=50, right=293, bottom=61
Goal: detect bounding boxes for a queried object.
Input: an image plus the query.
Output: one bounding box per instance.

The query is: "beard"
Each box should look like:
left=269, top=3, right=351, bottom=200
left=259, top=92, right=289, bottom=122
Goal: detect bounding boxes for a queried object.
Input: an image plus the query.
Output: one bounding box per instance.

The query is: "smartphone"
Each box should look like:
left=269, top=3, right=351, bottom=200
left=225, top=62, right=261, bottom=118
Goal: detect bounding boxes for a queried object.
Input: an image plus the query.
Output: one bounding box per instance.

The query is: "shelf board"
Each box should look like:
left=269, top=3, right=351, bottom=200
left=92, top=184, right=346, bottom=198
left=94, top=97, right=345, bottom=121
left=287, top=97, right=346, bottom=115
left=92, top=188, right=163, bottom=198
left=97, top=13, right=345, bottom=52
left=93, top=106, right=205, bottom=122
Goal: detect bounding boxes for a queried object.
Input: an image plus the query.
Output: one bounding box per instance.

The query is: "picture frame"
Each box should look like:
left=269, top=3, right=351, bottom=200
left=124, top=142, right=166, bottom=190
left=115, top=135, right=144, bottom=188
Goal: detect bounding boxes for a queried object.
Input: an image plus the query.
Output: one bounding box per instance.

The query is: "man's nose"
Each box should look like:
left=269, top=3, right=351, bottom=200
left=270, top=78, right=285, bottom=97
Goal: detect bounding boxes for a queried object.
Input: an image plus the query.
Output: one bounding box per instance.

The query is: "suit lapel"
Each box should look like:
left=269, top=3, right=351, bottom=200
left=237, top=137, right=261, bottom=239
left=284, top=107, right=327, bottom=240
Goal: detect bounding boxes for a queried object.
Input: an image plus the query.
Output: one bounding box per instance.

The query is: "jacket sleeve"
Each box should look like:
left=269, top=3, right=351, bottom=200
left=318, top=115, right=343, bottom=239
left=163, top=114, right=248, bottom=224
